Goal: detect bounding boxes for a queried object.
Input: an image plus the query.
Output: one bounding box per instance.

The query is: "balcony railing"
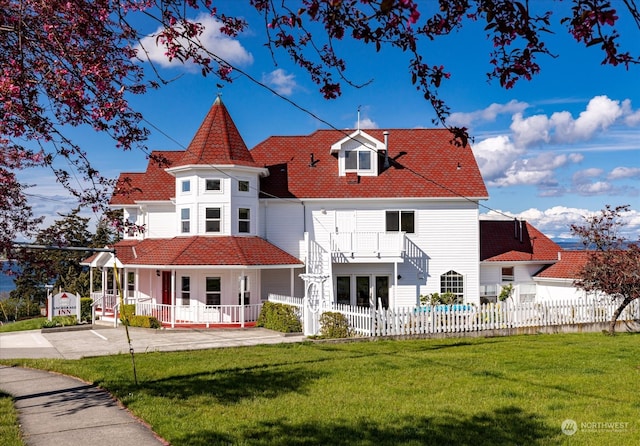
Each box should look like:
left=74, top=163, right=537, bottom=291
left=329, top=232, right=405, bottom=258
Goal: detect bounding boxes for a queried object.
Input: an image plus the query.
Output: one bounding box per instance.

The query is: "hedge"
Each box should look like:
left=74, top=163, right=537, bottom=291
left=256, top=301, right=302, bottom=333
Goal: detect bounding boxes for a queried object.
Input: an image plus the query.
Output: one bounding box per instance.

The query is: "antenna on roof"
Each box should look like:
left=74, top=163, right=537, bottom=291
left=357, top=105, right=361, bottom=131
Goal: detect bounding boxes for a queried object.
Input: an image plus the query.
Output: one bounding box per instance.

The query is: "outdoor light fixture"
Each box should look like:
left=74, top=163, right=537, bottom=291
left=156, top=269, right=160, bottom=277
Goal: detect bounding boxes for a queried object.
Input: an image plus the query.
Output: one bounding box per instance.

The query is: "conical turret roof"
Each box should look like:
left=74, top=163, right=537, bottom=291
left=178, top=96, right=259, bottom=167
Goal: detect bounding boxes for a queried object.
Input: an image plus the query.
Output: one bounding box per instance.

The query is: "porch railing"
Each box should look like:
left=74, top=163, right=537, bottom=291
left=135, top=302, right=263, bottom=327
left=329, top=231, right=404, bottom=258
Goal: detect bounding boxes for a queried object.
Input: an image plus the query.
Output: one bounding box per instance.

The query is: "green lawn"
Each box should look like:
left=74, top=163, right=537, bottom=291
left=2, top=332, right=639, bottom=445
left=0, top=318, right=47, bottom=333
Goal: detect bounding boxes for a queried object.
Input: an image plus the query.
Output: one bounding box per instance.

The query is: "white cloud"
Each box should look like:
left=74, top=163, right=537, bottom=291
left=475, top=135, right=581, bottom=188
left=572, top=168, right=604, bottom=183
left=449, top=100, right=529, bottom=127
left=510, top=113, right=551, bottom=147
left=482, top=205, right=640, bottom=240
left=357, top=117, right=378, bottom=129
left=262, top=69, right=297, bottom=96
left=608, top=166, right=640, bottom=180
left=135, top=15, right=253, bottom=70
left=472, top=135, right=522, bottom=182
left=510, top=95, right=631, bottom=148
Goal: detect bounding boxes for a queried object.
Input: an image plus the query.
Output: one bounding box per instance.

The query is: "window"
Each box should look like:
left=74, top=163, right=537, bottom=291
left=440, top=270, right=464, bottom=303
left=336, top=276, right=350, bottom=305
left=206, top=277, right=221, bottom=306
left=356, top=276, right=370, bottom=307
left=180, top=208, right=190, bottom=233
left=501, top=267, right=514, bottom=282
left=181, top=180, right=190, bottom=193
left=345, top=149, right=371, bottom=171
left=238, top=180, right=249, bottom=192
left=238, top=208, right=250, bottom=233
left=385, top=211, right=415, bottom=233
left=238, top=276, right=250, bottom=305
left=181, top=276, right=190, bottom=305
left=205, top=208, right=221, bottom=233
left=205, top=179, right=221, bottom=191
left=127, top=272, right=135, bottom=298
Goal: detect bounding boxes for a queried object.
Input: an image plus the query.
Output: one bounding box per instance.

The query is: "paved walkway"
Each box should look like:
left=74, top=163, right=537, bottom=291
left=0, top=325, right=305, bottom=445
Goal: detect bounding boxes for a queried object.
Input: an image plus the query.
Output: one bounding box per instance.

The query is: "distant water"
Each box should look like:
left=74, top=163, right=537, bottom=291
left=0, top=263, right=16, bottom=293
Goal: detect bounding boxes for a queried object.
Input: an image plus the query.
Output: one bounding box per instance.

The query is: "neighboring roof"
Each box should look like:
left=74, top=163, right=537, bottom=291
left=250, top=129, right=488, bottom=199
left=480, top=220, right=562, bottom=262
left=112, top=236, right=304, bottom=267
left=177, top=96, right=260, bottom=168
left=110, top=150, right=182, bottom=205
left=534, top=250, right=589, bottom=279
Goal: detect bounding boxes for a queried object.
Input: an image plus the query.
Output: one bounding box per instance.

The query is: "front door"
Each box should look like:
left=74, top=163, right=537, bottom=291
left=375, top=276, right=389, bottom=309
left=161, top=271, right=172, bottom=305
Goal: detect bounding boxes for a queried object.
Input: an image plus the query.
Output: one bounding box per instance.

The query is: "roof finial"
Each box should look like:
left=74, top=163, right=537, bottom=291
left=357, top=105, right=361, bottom=131
left=215, top=90, right=223, bottom=104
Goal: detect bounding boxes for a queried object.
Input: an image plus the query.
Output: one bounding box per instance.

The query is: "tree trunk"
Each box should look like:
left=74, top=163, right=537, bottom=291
left=609, top=296, right=634, bottom=335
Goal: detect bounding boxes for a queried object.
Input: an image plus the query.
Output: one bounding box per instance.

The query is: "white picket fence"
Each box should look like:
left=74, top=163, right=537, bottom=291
left=268, top=294, right=640, bottom=337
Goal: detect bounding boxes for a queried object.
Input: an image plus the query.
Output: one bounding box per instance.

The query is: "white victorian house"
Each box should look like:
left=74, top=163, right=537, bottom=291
left=90, top=97, right=581, bottom=328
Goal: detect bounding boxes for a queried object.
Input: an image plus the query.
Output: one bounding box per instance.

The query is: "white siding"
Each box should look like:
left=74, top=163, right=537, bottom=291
left=145, top=204, right=176, bottom=238
left=535, top=281, right=589, bottom=301
left=262, top=201, right=305, bottom=258
left=296, top=199, right=481, bottom=305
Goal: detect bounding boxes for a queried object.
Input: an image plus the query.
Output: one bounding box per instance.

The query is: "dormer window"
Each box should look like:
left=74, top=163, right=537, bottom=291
left=331, top=130, right=385, bottom=177
left=345, top=148, right=371, bottom=172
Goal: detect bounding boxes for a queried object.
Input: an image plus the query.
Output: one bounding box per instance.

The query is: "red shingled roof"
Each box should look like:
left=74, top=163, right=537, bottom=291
left=480, top=220, right=561, bottom=262
left=250, top=129, right=488, bottom=199
left=112, top=236, right=303, bottom=267
left=177, top=97, right=260, bottom=168
left=110, top=151, right=182, bottom=205
left=535, top=250, right=589, bottom=279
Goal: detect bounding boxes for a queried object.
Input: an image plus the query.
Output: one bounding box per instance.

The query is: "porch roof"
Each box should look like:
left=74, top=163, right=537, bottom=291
left=109, top=236, right=304, bottom=268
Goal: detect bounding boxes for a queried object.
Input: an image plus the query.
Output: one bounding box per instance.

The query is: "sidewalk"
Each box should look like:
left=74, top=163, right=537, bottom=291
left=0, top=365, right=167, bottom=445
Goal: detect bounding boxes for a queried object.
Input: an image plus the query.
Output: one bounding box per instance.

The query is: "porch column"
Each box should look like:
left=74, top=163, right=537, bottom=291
left=101, top=268, right=107, bottom=319
left=240, top=274, right=246, bottom=328
left=290, top=268, right=295, bottom=297
left=393, top=262, right=398, bottom=309
left=171, top=270, right=176, bottom=328
left=123, top=267, right=128, bottom=304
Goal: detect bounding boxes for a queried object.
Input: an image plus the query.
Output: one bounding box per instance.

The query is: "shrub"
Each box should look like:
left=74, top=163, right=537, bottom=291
left=120, top=304, right=136, bottom=325
left=80, top=297, right=92, bottom=322
left=42, top=315, right=78, bottom=328
left=128, top=315, right=161, bottom=329
left=421, top=292, right=459, bottom=306
left=319, top=312, right=351, bottom=339
left=256, top=302, right=302, bottom=333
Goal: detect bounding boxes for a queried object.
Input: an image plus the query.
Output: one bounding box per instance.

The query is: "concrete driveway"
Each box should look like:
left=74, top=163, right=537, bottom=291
left=0, top=325, right=305, bottom=360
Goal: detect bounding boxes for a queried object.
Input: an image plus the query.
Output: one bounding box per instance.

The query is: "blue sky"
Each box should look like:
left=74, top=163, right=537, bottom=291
left=21, top=2, right=640, bottom=241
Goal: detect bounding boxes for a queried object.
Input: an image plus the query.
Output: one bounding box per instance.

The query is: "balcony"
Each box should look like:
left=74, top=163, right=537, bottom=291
left=329, top=231, right=405, bottom=260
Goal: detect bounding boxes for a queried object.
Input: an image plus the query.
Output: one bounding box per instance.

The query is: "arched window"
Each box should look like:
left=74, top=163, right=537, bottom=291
left=440, top=270, right=464, bottom=303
